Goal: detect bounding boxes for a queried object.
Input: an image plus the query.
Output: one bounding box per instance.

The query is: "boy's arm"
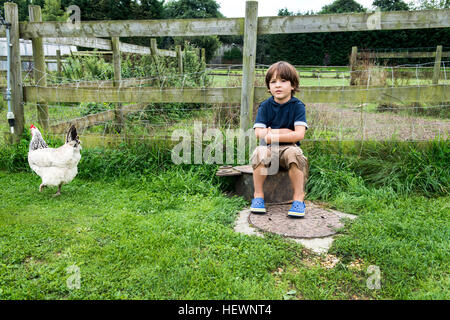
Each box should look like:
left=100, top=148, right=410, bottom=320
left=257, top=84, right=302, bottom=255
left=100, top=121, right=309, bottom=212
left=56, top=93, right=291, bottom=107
left=255, top=128, right=296, bottom=139
left=254, top=127, right=268, bottom=140
left=264, top=126, right=306, bottom=144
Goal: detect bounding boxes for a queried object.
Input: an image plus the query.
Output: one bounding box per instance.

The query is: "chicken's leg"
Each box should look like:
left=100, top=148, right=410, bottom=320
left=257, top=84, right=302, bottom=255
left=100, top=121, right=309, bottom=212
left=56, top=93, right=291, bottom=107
left=39, top=184, right=46, bottom=192
left=53, top=184, right=62, bottom=197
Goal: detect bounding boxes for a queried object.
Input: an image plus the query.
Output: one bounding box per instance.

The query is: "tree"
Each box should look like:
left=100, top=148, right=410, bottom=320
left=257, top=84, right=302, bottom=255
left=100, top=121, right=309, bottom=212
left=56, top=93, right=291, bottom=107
left=0, top=0, right=45, bottom=21
left=42, top=0, right=67, bottom=21
left=98, top=0, right=138, bottom=21
left=60, top=0, right=165, bottom=21
left=134, top=0, right=164, bottom=20
left=373, top=0, right=410, bottom=11
left=164, top=0, right=223, bottom=62
left=408, top=0, right=449, bottom=9
left=319, top=0, right=367, bottom=13
left=60, top=0, right=105, bottom=21
left=164, top=0, right=223, bottom=19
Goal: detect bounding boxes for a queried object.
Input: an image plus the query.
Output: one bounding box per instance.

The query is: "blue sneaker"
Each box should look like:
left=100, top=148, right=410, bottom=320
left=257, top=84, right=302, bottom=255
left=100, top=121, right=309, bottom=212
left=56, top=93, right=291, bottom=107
left=288, top=201, right=305, bottom=218
left=250, top=198, right=266, bottom=214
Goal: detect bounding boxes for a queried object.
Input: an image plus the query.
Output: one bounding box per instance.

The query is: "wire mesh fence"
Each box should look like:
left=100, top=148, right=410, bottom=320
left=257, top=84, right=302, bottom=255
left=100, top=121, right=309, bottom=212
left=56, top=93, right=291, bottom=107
left=1, top=57, right=449, bottom=146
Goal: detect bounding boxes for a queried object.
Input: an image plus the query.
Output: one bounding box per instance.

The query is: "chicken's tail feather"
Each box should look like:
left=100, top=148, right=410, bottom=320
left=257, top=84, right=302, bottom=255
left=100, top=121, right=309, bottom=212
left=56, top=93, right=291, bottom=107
left=66, top=125, right=78, bottom=142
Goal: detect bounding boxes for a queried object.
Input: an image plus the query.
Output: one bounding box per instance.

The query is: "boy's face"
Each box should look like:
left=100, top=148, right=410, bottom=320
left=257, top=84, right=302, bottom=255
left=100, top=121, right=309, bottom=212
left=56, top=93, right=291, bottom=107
left=268, top=72, right=294, bottom=104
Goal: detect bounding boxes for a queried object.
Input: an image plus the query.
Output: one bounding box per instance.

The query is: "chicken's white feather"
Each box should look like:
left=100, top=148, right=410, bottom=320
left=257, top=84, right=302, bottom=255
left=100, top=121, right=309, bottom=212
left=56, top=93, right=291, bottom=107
left=28, top=125, right=82, bottom=192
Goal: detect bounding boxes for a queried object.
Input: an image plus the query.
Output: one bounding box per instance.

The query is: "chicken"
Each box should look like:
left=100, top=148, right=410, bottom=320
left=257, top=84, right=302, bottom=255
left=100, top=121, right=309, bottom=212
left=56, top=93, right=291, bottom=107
left=28, top=124, right=82, bottom=196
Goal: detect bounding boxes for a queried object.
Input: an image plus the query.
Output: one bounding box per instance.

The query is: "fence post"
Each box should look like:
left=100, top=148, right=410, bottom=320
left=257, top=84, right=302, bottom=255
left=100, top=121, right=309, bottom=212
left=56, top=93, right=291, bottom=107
left=150, top=38, right=161, bottom=86
left=432, top=45, right=442, bottom=85
left=112, top=36, right=123, bottom=132
left=240, top=0, right=258, bottom=131
left=176, top=44, right=183, bottom=74
left=350, top=46, right=358, bottom=86
left=56, top=49, right=62, bottom=77
left=201, top=48, right=205, bottom=64
left=5, top=2, right=23, bottom=143
left=29, top=5, right=49, bottom=131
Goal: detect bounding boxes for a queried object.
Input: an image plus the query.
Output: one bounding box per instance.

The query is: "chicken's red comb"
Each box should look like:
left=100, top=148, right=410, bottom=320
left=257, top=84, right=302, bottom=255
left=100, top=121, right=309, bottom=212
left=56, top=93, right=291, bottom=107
left=30, top=124, right=36, bottom=129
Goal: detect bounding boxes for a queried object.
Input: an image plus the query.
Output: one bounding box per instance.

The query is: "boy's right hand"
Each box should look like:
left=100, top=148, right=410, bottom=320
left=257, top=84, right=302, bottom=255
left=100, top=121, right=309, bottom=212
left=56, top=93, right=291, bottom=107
left=265, top=127, right=273, bottom=144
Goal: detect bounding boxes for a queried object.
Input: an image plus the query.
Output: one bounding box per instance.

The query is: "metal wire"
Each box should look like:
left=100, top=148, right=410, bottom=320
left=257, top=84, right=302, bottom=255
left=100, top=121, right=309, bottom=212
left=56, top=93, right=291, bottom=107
left=5, top=59, right=447, bottom=145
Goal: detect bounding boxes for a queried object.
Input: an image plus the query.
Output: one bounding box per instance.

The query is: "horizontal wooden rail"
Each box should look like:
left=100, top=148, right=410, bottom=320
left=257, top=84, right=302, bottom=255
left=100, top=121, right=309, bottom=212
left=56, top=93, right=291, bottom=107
left=257, top=9, right=450, bottom=34
left=23, top=85, right=449, bottom=104
left=49, top=103, right=147, bottom=133
left=15, top=18, right=245, bottom=38
left=44, top=37, right=111, bottom=50
left=358, top=51, right=450, bottom=59
left=5, top=9, right=448, bottom=38
left=47, top=78, right=155, bottom=88
left=24, top=86, right=242, bottom=104
left=43, top=37, right=175, bottom=56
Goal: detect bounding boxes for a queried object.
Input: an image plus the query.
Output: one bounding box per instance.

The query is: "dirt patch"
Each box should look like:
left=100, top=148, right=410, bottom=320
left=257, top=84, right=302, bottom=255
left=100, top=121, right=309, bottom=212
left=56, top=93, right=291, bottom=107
left=308, top=103, right=449, bottom=141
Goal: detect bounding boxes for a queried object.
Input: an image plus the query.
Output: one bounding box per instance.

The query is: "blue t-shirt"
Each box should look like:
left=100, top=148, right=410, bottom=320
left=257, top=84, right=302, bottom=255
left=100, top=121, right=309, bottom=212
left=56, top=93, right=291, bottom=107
left=253, top=96, right=308, bottom=145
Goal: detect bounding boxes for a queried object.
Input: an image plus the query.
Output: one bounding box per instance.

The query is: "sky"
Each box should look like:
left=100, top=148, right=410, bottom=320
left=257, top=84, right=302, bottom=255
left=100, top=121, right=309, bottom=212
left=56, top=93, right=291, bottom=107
left=215, top=0, right=377, bottom=17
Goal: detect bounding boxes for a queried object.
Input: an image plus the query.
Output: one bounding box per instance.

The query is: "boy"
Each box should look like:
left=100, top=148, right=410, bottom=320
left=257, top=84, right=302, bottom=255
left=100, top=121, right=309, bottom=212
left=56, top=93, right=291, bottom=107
left=250, top=61, right=308, bottom=218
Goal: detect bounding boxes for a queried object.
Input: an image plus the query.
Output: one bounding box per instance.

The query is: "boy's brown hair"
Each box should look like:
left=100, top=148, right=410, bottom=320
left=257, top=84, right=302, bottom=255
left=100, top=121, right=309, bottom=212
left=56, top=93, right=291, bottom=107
left=265, top=61, right=300, bottom=95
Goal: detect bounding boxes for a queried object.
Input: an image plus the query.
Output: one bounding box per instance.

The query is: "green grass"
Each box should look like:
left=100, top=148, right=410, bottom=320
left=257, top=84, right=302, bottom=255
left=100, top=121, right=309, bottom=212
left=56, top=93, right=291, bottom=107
left=0, top=171, right=290, bottom=299
left=0, top=140, right=448, bottom=300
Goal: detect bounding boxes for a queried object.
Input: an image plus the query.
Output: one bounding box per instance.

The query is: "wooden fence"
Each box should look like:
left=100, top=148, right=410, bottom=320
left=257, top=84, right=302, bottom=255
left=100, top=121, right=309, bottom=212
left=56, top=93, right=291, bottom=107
left=1, top=1, right=449, bottom=142
left=350, top=45, right=448, bottom=84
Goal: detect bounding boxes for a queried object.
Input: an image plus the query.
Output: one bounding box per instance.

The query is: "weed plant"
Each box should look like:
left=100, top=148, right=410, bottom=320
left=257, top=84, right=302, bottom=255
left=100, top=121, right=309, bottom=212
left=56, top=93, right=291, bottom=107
left=304, top=140, right=449, bottom=198
left=52, top=42, right=212, bottom=136
left=2, top=131, right=448, bottom=199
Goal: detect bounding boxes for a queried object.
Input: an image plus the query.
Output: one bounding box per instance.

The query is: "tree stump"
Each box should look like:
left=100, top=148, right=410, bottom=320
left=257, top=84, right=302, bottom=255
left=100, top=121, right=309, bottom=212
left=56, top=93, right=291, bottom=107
left=217, top=164, right=308, bottom=204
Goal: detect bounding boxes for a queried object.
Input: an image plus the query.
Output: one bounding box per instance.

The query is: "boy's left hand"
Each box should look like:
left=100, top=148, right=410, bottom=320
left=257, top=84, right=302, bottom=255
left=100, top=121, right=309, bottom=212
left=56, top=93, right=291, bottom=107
left=265, top=127, right=273, bottom=144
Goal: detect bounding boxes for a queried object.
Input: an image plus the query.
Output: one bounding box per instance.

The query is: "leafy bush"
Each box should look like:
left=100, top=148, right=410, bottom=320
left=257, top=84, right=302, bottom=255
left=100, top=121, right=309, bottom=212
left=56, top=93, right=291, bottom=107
left=223, top=46, right=243, bottom=63
left=121, top=41, right=209, bottom=87
left=80, top=102, right=114, bottom=117
left=60, top=54, right=114, bottom=81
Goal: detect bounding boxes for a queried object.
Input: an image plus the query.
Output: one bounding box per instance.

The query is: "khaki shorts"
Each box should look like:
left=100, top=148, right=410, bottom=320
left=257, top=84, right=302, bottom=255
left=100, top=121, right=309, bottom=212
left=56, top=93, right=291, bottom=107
left=250, top=144, right=308, bottom=176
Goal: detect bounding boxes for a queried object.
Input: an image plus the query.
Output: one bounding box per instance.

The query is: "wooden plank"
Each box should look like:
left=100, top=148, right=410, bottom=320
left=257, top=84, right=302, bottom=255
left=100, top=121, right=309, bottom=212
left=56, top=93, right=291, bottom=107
left=0, top=55, right=62, bottom=61
left=158, top=48, right=177, bottom=57
left=56, top=49, right=62, bottom=76
left=48, top=78, right=154, bottom=88
left=119, top=42, right=148, bottom=54
left=49, top=109, right=115, bottom=133
left=29, top=5, right=49, bottom=130
left=357, top=51, right=450, bottom=59
left=350, top=46, right=358, bottom=86
left=3, top=9, right=449, bottom=38
left=5, top=3, right=23, bottom=141
left=112, top=37, right=123, bottom=130
left=48, top=103, right=146, bottom=133
left=176, top=45, right=183, bottom=74
left=255, top=86, right=449, bottom=104
left=43, top=36, right=170, bottom=56
left=19, top=18, right=245, bottom=38
left=43, top=37, right=111, bottom=50
left=150, top=38, right=161, bottom=87
left=23, top=85, right=449, bottom=104
left=24, top=86, right=243, bottom=103
left=257, top=9, right=450, bottom=34
left=240, top=1, right=258, bottom=131
left=433, top=45, right=443, bottom=85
